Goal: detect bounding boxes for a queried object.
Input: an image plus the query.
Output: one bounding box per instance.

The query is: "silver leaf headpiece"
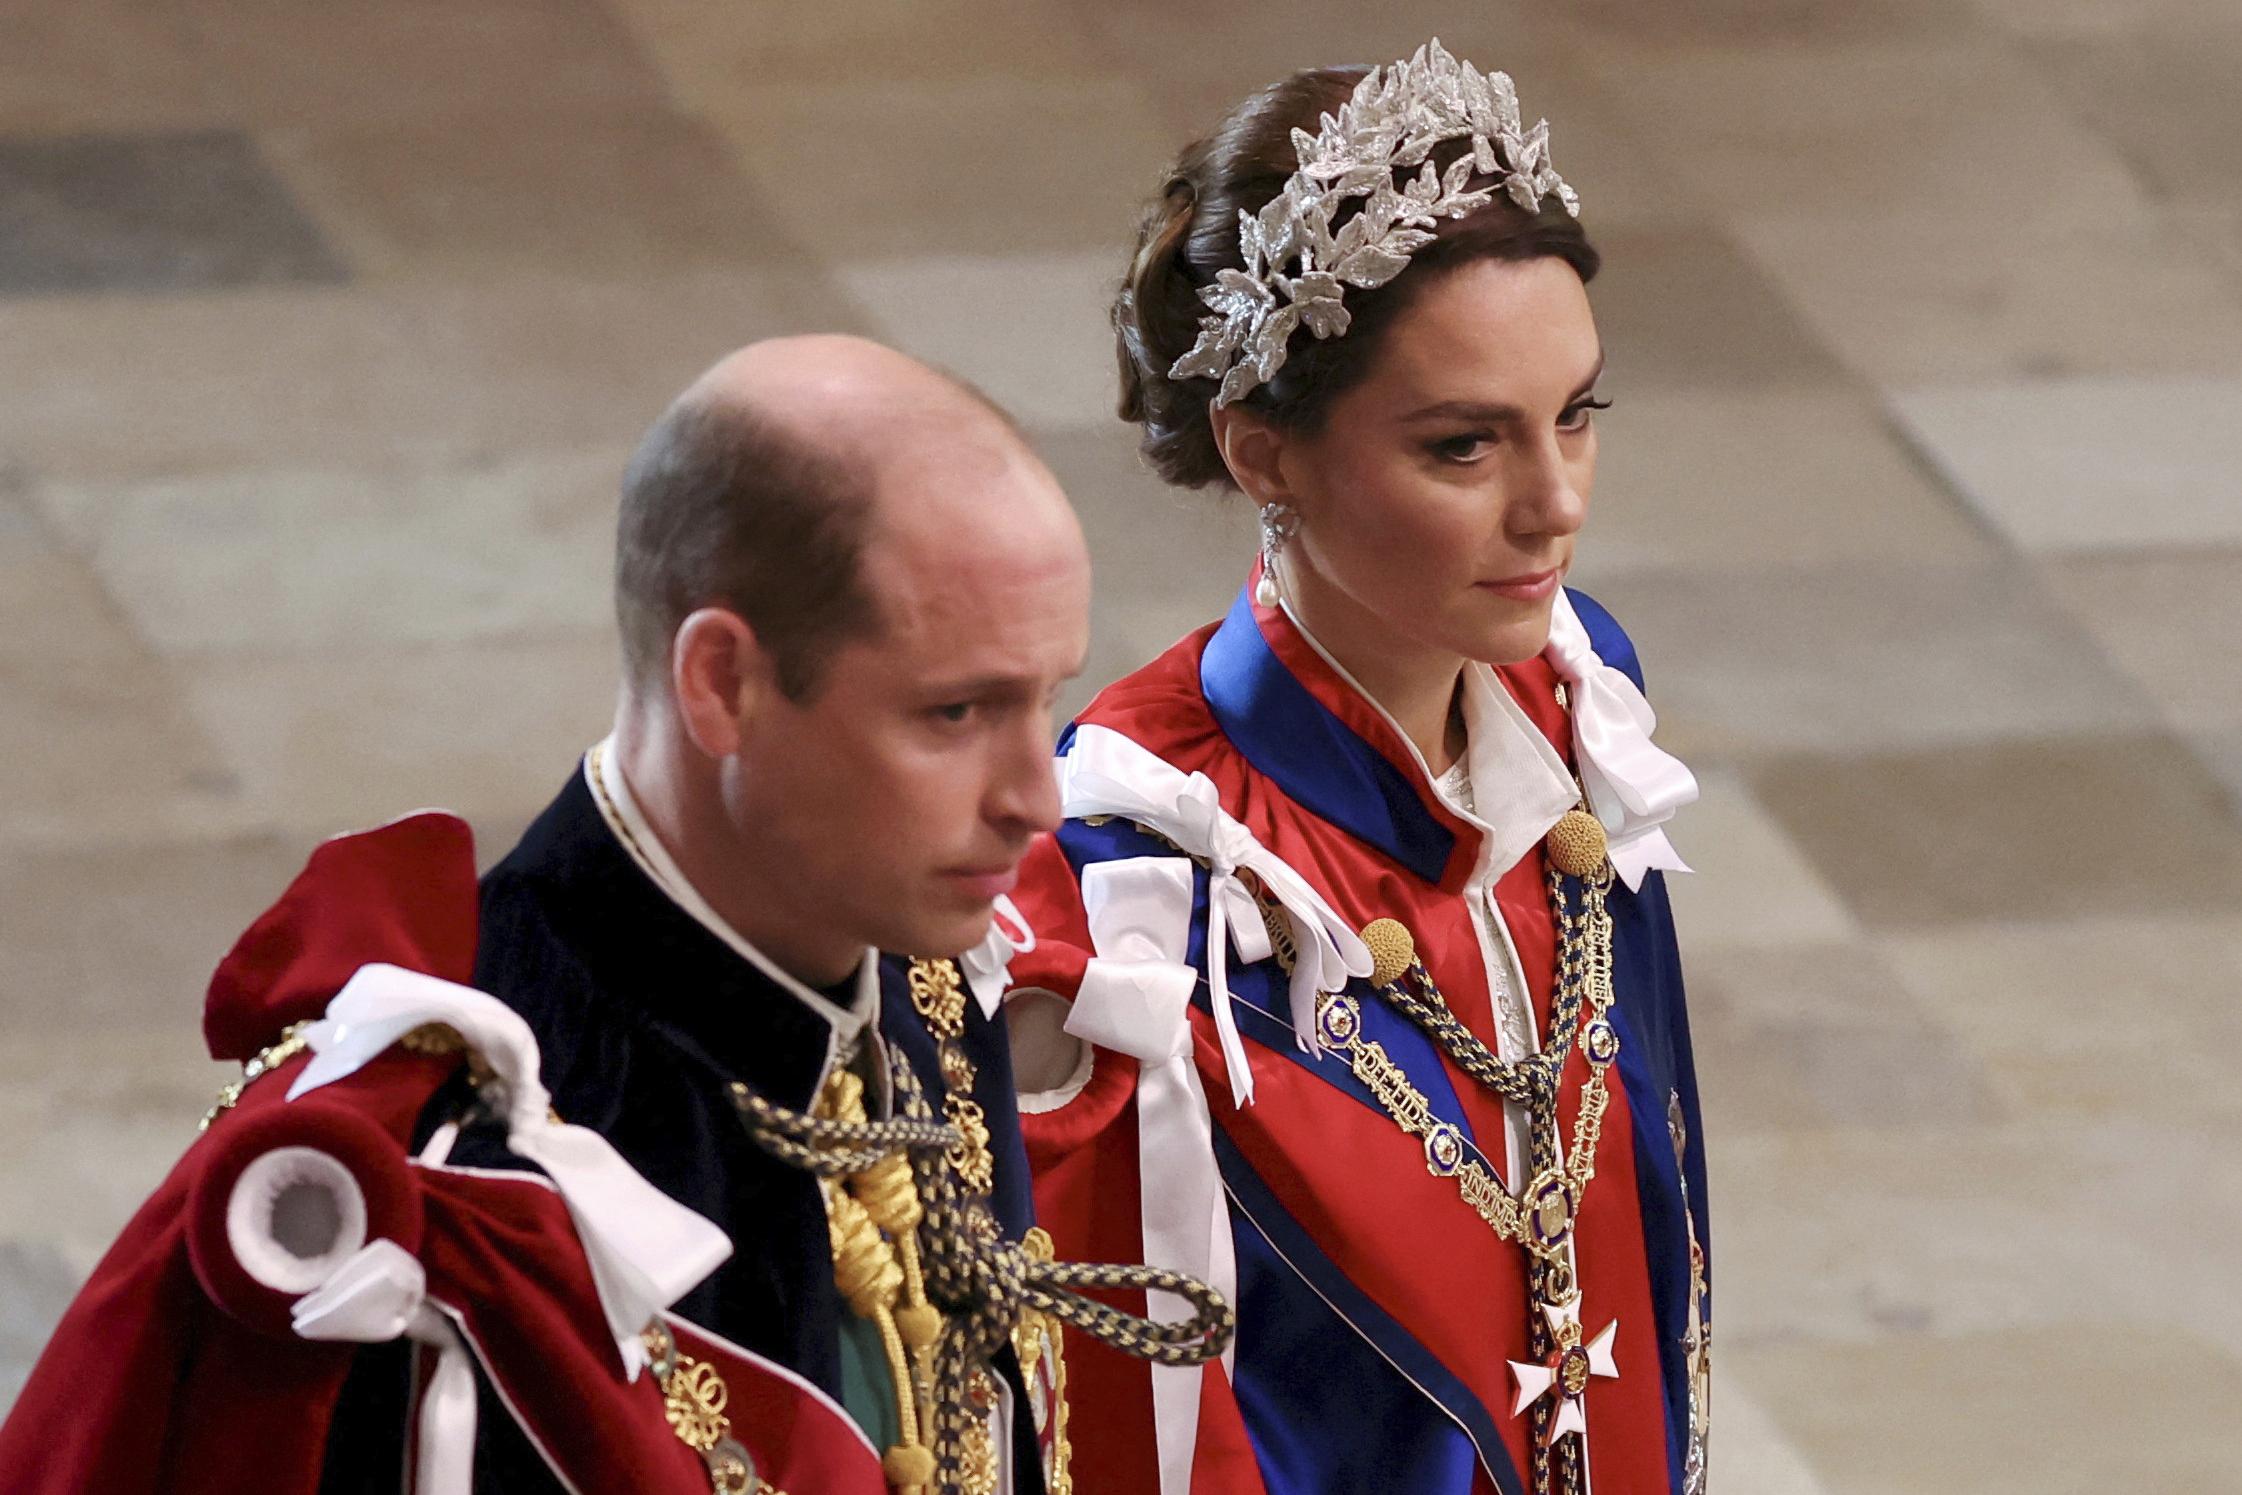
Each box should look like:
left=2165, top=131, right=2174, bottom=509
left=1169, top=39, right=1581, bottom=408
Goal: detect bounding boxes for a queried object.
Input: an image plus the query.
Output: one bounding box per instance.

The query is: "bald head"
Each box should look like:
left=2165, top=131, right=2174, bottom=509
left=614, top=334, right=1074, bottom=700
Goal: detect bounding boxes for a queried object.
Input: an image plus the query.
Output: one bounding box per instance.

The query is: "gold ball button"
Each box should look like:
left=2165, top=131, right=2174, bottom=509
left=1545, top=808, right=1609, bottom=878
left=1360, top=917, right=1417, bottom=988
left=884, top=1444, right=936, bottom=1487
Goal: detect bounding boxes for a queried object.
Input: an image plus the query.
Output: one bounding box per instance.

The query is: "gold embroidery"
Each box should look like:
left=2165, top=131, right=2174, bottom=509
left=199, top=1022, right=311, bottom=1130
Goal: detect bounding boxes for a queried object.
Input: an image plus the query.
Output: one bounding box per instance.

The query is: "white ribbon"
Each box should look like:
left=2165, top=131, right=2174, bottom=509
left=1067, top=857, right=1234, bottom=1495
left=1543, top=592, right=1699, bottom=891
left=959, top=894, right=1036, bottom=1021
left=288, top=1240, right=474, bottom=1495
left=288, top=963, right=734, bottom=1378
left=1058, top=725, right=1372, bottom=1108
left=409, top=1305, right=478, bottom=1495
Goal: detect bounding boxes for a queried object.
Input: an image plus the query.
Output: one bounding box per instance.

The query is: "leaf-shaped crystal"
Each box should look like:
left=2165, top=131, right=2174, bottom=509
left=1188, top=40, right=1582, bottom=407
left=1291, top=272, right=1351, bottom=339
left=1337, top=244, right=1412, bottom=288
left=1170, top=316, right=1245, bottom=381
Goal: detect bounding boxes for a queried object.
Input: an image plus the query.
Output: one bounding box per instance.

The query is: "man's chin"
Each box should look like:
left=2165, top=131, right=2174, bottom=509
left=883, top=903, right=998, bottom=962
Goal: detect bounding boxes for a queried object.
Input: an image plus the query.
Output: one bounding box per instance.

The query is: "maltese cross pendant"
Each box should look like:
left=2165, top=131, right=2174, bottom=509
left=1508, top=1299, right=1619, bottom=1446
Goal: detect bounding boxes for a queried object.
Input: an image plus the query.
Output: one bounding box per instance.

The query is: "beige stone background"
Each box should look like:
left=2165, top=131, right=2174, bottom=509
left=3, top=0, right=2240, bottom=1488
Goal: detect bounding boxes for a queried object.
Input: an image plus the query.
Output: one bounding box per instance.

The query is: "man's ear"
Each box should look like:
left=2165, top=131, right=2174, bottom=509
left=670, top=607, right=775, bottom=759
left=1209, top=403, right=1298, bottom=510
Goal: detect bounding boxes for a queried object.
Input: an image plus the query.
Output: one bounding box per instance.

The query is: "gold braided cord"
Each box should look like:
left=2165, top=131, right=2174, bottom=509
left=726, top=962, right=1233, bottom=1495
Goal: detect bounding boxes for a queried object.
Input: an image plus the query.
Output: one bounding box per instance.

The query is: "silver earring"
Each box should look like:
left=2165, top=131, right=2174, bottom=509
left=1256, top=504, right=1299, bottom=608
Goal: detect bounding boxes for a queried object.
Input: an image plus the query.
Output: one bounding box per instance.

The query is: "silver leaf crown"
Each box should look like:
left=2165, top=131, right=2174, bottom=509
left=1169, top=39, right=1581, bottom=408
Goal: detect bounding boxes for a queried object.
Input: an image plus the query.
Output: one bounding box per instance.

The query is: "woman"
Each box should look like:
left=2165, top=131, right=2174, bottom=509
left=1003, top=42, right=1710, bottom=1495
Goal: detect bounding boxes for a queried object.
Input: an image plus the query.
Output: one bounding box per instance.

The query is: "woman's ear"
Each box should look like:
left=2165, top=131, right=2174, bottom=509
left=1209, top=403, right=1297, bottom=510
left=669, top=607, right=774, bottom=760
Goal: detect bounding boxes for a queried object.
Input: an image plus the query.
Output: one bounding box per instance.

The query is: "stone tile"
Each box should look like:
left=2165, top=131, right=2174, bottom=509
left=40, top=448, right=622, bottom=656
left=1970, top=0, right=2240, bottom=37
left=1890, top=379, right=2242, bottom=553
left=2172, top=201, right=2242, bottom=286
left=0, top=131, right=345, bottom=297
left=1746, top=732, right=2242, bottom=928
left=0, top=2, right=209, bottom=133
left=1593, top=42, right=2151, bottom=231
left=1068, top=0, right=1560, bottom=89
left=1687, top=941, right=1997, bottom=1134
left=1740, top=213, right=2242, bottom=384
left=2194, top=727, right=2242, bottom=820
left=605, top=0, right=1103, bottom=92
left=2042, top=549, right=2242, bottom=729
left=1036, top=423, right=1253, bottom=622
left=1556, top=0, right=1965, bottom=44
left=177, top=0, right=667, bottom=129
left=1579, top=560, right=2144, bottom=758
left=0, top=520, right=247, bottom=849
left=264, top=107, right=790, bottom=279
left=1732, top=1325, right=2242, bottom=1492
left=0, top=268, right=866, bottom=481
left=1659, top=770, right=1861, bottom=950
left=1881, top=915, right=2242, bottom=1123
left=708, top=74, right=1174, bottom=257
left=0, top=1240, right=80, bottom=1415
left=1584, top=224, right=1850, bottom=391
left=0, top=1028, right=230, bottom=1274
left=1573, top=388, right=1991, bottom=575
left=0, top=834, right=306, bottom=1032
left=1707, top=1114, right=2242, bottom=1357
left=183, top=637, right=621, bottom=837
left=834, top=252, right=1122, bottom=431
left=1706, top=1369, right=1838, bottom=1495
left=2024, top=19, right=2242, bottom=201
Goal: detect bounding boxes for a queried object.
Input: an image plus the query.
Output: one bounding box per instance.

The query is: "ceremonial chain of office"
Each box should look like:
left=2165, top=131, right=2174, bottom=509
left=727, top=957, right=1234, bottom=1495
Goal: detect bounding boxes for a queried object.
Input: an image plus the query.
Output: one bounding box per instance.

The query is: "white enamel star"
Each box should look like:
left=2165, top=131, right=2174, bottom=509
left=1508, top=1299, right=1619, bottom=1446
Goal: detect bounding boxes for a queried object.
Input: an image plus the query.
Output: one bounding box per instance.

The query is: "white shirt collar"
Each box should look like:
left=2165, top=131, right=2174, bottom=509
left=585, top=736, right=880, bottom=1041
left=1280, top=602, right=1580, bottom=881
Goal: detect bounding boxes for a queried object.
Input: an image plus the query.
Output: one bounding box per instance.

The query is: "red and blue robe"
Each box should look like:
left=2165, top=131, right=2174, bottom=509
left=1008, top=584, right=1711, bottom=1495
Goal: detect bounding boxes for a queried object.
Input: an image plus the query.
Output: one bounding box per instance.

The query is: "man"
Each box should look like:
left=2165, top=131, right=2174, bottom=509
left=0, top=335, right=1227, bottom=1494
left=445, top=334, right=1106, bottom=1493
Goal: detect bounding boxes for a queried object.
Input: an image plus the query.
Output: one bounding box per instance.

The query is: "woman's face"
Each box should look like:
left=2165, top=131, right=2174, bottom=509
left=1266, top=254, right=1604, bottom=668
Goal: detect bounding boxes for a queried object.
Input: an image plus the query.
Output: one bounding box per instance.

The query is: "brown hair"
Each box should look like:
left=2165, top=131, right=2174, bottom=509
left=1115, top=65, right=1601, bottom=490
left=613, top=394, right=877, bottom=702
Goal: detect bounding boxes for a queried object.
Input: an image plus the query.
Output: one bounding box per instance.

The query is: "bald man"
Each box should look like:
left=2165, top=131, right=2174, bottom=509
left=1, top=337, right=1232, bottom=1495
left=428, top=336, right=1104, bottom=1491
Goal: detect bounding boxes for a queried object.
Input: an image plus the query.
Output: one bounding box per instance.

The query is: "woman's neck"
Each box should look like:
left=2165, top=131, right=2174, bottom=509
left=1282, top=559, right=1468, bottom=775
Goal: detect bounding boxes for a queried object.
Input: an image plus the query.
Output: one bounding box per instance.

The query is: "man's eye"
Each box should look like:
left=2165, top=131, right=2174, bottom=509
left=1559, top=396, right=1613, bottom=432
left=930, top=702, right=976, bottom=725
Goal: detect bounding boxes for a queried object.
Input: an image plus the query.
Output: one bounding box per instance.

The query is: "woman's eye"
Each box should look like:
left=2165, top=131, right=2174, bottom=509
left=1559, top=396, right=1613, bottom=432
left=1429, top=433, right=1495, bottom=463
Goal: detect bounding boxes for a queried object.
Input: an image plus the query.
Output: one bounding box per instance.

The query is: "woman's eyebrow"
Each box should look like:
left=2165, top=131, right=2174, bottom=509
left=1399, top=351, right=1608, bottom=424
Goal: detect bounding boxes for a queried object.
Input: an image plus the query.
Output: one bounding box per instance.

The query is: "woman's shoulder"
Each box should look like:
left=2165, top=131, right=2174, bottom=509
left=1066, top=616, right=1240, bottom=779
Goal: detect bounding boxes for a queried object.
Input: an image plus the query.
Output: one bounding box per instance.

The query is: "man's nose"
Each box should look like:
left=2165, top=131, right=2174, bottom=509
left=989, top=720, right=1063, bottom=838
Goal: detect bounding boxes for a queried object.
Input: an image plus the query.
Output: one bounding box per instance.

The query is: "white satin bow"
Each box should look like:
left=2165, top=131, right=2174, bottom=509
left=1543, top=592, right=1699, bottom=891
left=1058, top=725, right=1372, bottom=1108
left=289, top=963, right=733, bottom=1379
left=959, top=894, right=1036, bottom=1021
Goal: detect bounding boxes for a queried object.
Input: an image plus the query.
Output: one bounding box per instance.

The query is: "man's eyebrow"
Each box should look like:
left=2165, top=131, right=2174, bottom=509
left=919, top=672, right=1039, bottom=698
left=1397, top=352, right=1608, bottom=424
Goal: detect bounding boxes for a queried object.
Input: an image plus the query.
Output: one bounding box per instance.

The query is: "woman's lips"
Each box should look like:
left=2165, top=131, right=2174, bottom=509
left=1477, top=568, right=1560, bottom=602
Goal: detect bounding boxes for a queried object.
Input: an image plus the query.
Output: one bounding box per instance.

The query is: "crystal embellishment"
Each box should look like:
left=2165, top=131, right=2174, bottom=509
left=1170, top=38, right=1581, bottom=407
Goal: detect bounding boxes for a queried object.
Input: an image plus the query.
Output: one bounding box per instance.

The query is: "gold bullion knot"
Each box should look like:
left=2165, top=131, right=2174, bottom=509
left=1545, top=807, right=1609, bottom=878
left=1360, top=917, right=1417, bottom=989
